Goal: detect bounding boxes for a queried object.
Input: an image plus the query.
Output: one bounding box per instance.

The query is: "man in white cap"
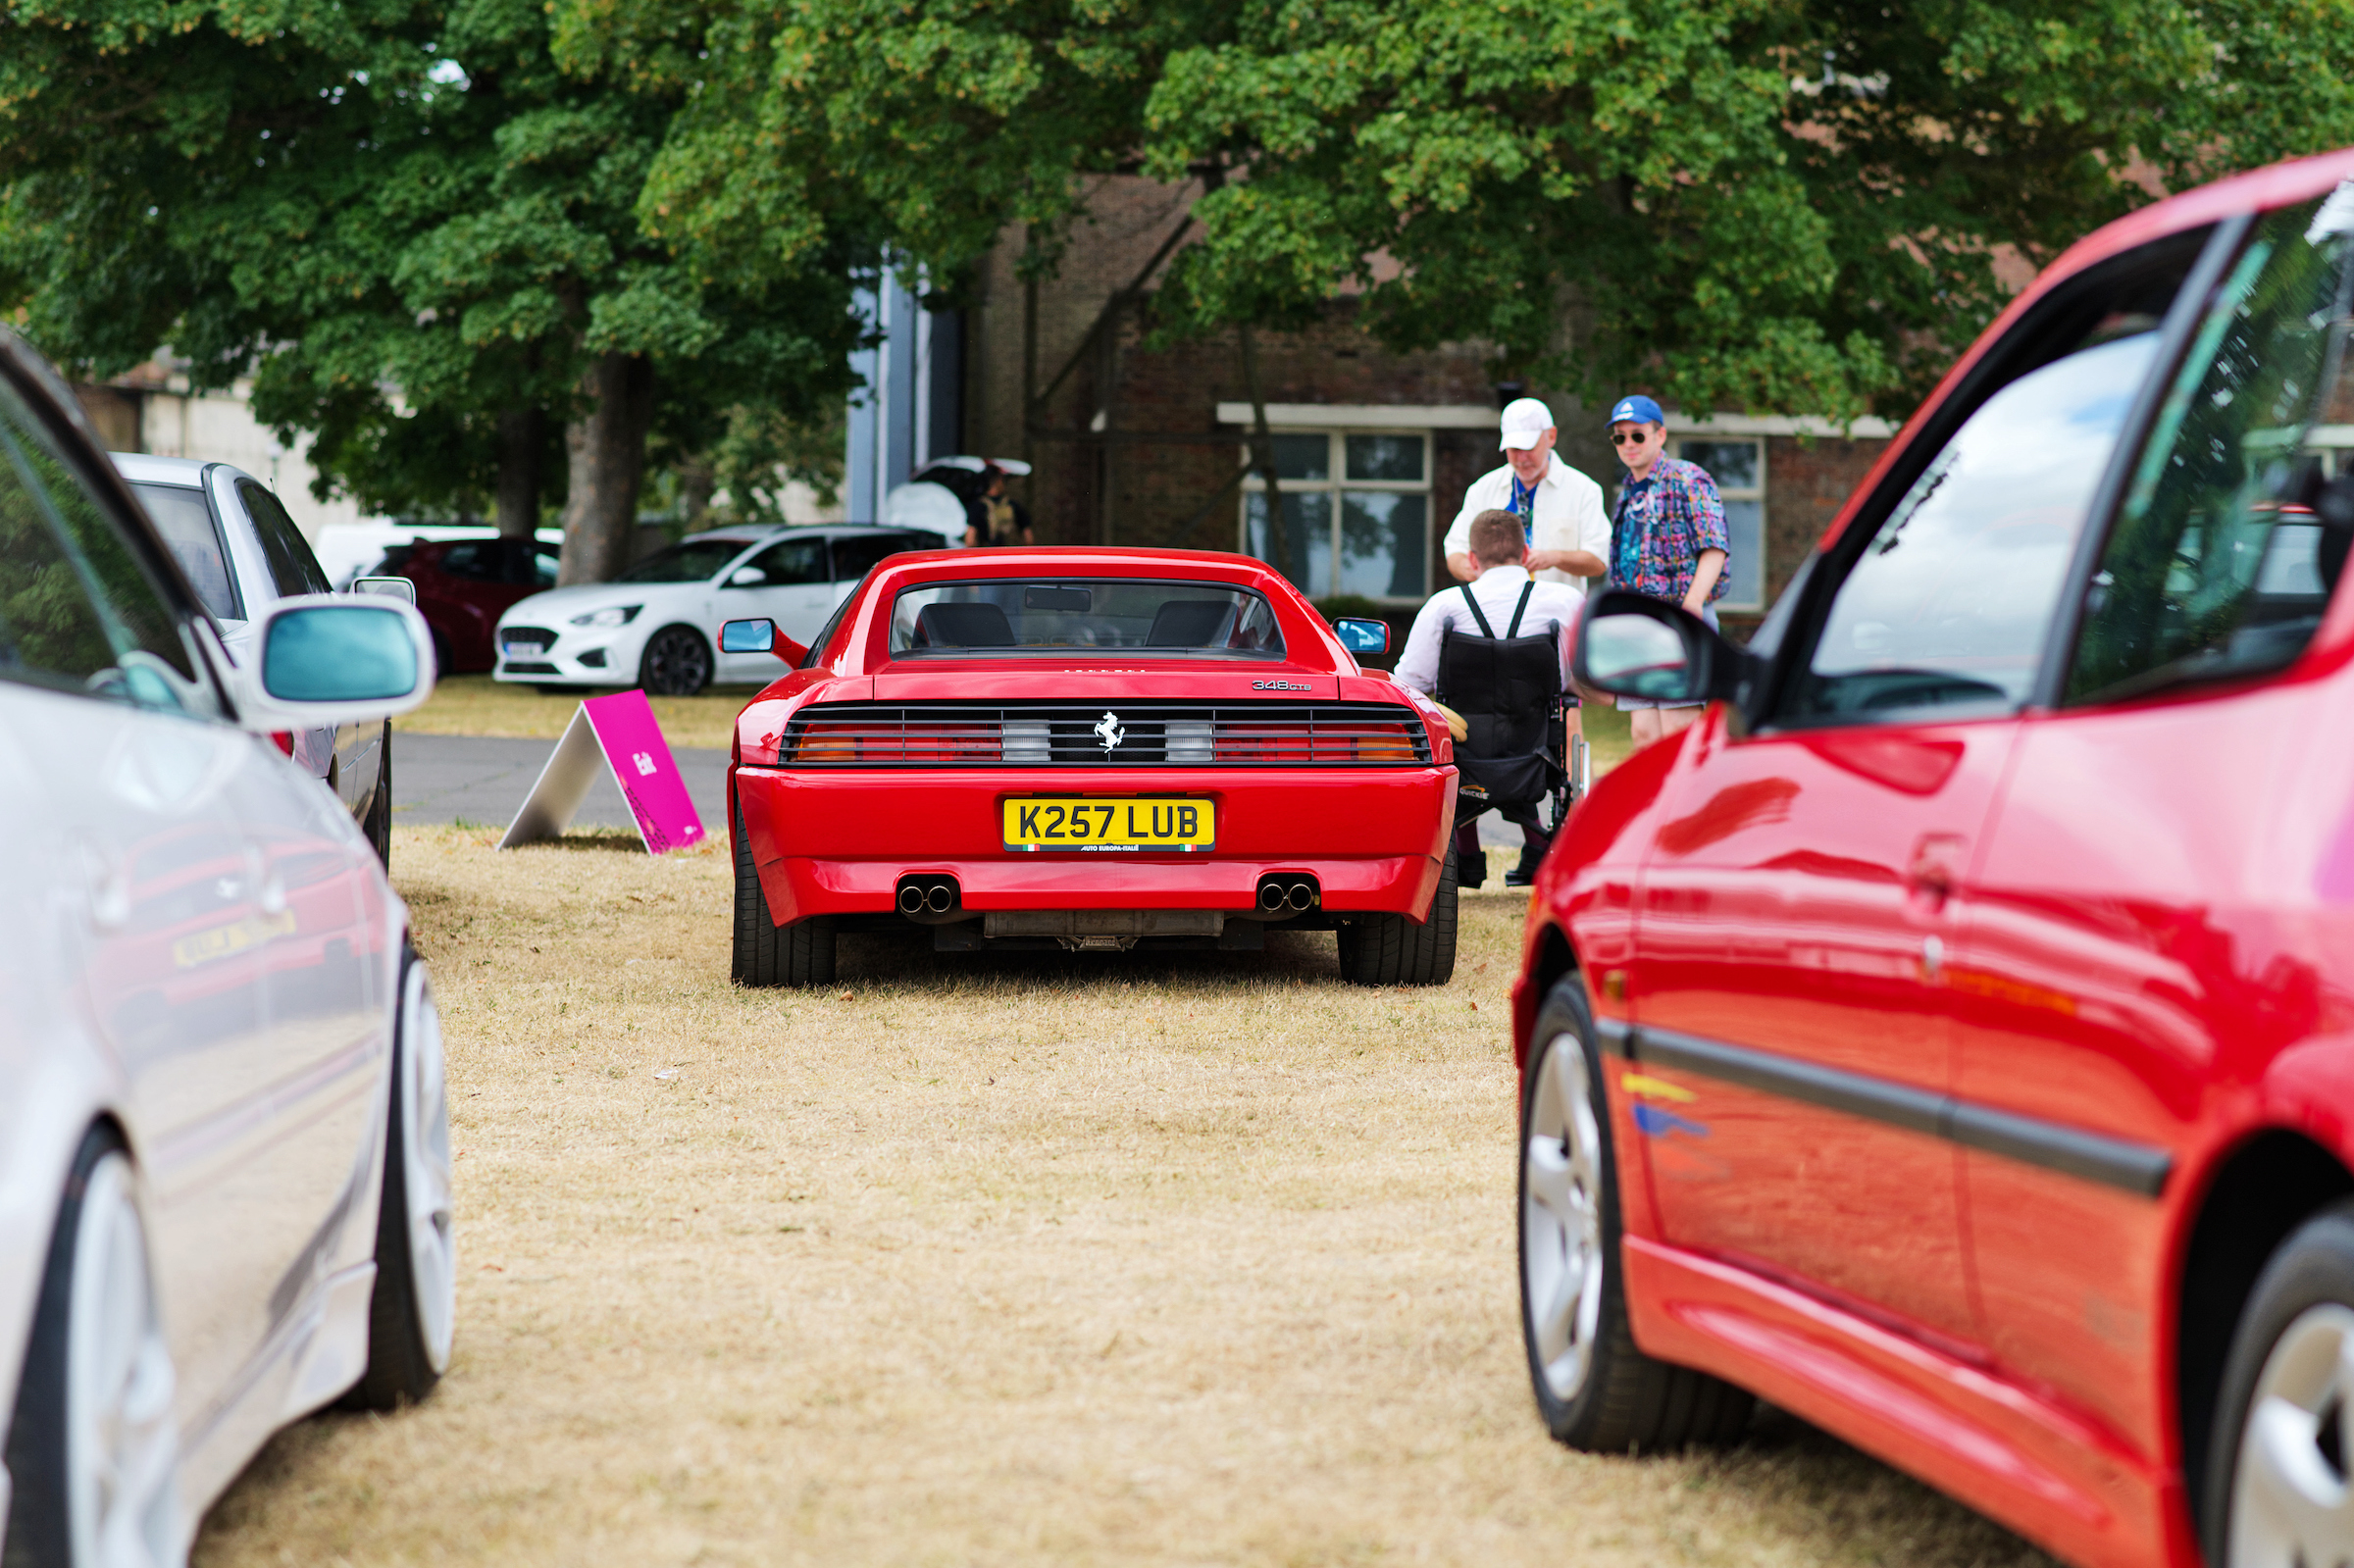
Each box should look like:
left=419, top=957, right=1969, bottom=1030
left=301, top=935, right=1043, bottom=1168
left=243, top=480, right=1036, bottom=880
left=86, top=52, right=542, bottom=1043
left=1440, top=397, right=1610, bottom=591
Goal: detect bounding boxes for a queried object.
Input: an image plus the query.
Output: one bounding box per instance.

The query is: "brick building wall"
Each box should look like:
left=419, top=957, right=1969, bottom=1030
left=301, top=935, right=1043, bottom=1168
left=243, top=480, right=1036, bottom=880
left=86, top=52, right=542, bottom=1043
left=961, top=175, right=1894, bottom=613
left=1761, top=436, right=1888, bottom=604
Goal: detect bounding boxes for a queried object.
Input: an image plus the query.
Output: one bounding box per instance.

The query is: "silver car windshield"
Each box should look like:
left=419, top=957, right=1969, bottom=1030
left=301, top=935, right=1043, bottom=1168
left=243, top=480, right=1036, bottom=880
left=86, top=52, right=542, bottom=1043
left=129, top=481, right=240, bottom=621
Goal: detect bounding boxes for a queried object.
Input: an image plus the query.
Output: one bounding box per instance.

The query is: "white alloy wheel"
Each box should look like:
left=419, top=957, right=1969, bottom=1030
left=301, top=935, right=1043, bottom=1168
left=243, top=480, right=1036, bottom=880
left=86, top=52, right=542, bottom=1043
left=66, top=1152, right=180, bottom=1568
left=2228, top=1302, right=2354, bottom=1567
left=1522, top=1031, right=1607, bottom=1403
left=400, top=961, right=456, bottom=1374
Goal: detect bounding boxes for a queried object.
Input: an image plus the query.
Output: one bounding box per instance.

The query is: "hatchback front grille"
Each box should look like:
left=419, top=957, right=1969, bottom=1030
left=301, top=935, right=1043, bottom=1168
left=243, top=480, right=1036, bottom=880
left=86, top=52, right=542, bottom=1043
left=780, top=701, right=1433, bottom=768
left=501, top=626, right=556, bottom=652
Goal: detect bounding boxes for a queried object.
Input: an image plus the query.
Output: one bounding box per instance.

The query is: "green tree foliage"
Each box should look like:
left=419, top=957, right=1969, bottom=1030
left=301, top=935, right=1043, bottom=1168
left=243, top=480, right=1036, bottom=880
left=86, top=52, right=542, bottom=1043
left=0, top=0, right=860, bottom=578
left=594, top=0, right=2354, bottom=422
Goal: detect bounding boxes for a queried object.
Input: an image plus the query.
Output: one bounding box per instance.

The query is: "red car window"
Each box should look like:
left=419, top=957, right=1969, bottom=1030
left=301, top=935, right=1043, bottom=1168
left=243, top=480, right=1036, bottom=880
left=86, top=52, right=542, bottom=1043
left=2068, top=189, right=2354, bottom=704
left=1786, top=329, right=2164, bottom=725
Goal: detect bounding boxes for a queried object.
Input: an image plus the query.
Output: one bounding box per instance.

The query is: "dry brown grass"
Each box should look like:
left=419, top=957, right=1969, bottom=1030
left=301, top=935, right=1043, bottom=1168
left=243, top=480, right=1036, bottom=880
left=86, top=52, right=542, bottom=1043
left=195, top=828, right=2056, bottom=1568
left=398, top=676, right=761, bottom=749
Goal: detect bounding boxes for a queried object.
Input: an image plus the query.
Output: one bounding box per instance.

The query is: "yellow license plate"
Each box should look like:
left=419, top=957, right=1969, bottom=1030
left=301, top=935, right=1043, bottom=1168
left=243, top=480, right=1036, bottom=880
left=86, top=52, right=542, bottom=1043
left=1002, top=797, right=1216, bottom=852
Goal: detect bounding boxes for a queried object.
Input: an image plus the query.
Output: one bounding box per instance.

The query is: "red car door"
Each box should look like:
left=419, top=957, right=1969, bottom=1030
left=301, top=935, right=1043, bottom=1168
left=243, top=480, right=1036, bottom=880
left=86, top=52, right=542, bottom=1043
left=1627, top=292, right=2186, bottom=1347
left=1951, top=190, right=2354, bottom=1502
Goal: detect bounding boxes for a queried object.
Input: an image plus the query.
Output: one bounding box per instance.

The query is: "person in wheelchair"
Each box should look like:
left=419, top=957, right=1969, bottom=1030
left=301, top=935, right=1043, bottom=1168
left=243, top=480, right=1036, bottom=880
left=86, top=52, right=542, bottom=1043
left=1393, top=510, right=1583, bottom=889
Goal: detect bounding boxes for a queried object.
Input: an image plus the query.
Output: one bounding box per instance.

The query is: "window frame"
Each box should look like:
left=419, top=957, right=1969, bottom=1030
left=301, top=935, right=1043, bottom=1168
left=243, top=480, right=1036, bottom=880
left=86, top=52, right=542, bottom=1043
left=1734, top=220, right=2233, bottom=734
left=1236, top=429, right=1433, bottom=603
left=734, top=535, right=830, bottom=589
left=2058, top=192, right=2354, bottom=709
left=1670, top=436, right=1767, bottom=613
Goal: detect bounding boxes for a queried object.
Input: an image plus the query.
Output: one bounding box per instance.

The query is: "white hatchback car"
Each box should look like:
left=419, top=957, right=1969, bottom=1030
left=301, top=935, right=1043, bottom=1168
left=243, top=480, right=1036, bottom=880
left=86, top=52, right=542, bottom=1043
left=0, top=332, right=451, bottom=1565
left=492, top=525, right=942, bottom=695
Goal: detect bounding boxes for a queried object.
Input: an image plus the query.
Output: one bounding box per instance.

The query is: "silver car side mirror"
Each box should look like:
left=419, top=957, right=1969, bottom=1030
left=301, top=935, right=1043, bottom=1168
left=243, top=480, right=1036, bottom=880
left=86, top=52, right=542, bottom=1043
left=351, top=575, right=418, bottom=604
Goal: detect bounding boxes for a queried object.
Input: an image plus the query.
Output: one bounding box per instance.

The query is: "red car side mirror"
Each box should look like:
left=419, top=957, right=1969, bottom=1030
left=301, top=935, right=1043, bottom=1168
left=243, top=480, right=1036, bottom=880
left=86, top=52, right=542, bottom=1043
left=720, top=618, right=808, bottom=667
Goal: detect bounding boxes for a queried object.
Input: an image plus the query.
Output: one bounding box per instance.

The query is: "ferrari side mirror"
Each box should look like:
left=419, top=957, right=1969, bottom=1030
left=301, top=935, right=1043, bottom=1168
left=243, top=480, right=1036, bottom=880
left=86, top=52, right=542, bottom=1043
left=721, top=617, right=808, bottom=666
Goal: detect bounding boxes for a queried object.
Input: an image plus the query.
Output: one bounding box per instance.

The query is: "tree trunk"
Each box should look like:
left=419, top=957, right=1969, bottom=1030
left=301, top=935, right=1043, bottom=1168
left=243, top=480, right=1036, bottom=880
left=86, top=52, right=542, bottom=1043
left=495, top=408, right=545, bottom=538
left=679, top=453, right=716, bottom=531
left=557, top=354, right=656, bottom=585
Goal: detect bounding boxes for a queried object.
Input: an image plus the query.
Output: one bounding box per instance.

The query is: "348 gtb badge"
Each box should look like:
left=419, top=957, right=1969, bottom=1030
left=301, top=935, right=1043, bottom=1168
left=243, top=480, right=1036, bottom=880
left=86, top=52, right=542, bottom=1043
left=720, top=547, right=1458, bottom=986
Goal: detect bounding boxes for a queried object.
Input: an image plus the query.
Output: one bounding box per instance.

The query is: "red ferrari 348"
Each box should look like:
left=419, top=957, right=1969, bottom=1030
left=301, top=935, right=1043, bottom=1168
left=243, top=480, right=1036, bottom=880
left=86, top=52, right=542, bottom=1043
left=723, top=547, right=1459, bottom=987
left=1512, top=148, right=2354, bottom=1568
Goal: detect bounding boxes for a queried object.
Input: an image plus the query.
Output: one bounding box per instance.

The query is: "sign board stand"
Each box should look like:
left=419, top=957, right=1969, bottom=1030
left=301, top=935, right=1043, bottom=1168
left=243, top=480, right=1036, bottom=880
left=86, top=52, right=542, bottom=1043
left=497, top=689, right=706, bottom=854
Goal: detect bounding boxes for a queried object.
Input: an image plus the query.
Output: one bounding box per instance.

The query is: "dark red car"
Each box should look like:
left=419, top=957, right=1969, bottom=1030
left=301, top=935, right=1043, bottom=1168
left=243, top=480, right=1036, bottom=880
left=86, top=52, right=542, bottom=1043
left=378, top=534, right=558, bottom=674
left=1513, top=149, right=2354, bottom=1568
left=724, top=547, right=1457, bottom=987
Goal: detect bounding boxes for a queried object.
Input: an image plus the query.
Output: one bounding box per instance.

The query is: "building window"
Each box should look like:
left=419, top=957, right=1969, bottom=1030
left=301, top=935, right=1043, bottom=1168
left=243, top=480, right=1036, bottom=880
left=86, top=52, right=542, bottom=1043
left=1675, top=438, right=1766, bottom=611
left=1239, top=431, right=1431, bottom=601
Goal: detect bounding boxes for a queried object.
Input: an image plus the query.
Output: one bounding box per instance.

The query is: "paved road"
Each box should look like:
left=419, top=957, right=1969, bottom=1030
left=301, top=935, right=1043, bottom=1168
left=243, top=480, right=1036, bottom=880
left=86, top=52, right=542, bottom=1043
left=393, top=733, right=731, bottom=835
left=392, top=731, right=1525, bottom=848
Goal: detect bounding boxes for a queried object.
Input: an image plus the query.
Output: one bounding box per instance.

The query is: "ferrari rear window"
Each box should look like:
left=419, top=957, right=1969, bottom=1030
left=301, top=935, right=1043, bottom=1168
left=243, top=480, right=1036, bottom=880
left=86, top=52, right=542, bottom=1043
left=889, top=581, right=1286, bottom=659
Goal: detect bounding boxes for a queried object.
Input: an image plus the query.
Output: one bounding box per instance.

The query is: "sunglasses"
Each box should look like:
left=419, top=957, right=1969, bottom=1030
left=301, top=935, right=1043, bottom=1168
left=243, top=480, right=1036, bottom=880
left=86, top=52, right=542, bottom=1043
left=1611, top=429, right=1657, bottom=447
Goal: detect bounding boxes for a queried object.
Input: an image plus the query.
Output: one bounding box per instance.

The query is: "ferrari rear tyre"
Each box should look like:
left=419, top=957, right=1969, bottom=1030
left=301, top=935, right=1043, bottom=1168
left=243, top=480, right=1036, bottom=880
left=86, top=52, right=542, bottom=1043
left=1337, top=850, right=1457, bottom=986
left=639, top=625, right=712, bottom=696
left=344, top=948, right=455, bottom=1409
left=1520, top=975, right=1753, bottom=1451
left=1, top=1132, right=180, bottom=1568
left=733, top=805, right=834, bottom=987
left=1407, top=845, right=1458, bottom=984
left=2205, top=1201, right=2354, bottom=1568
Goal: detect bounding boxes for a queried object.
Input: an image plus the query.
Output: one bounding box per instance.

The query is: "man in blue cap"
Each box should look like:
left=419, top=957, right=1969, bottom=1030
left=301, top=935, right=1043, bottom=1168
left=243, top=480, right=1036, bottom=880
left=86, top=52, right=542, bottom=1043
left=1605, top=394, right=1729, bottom=745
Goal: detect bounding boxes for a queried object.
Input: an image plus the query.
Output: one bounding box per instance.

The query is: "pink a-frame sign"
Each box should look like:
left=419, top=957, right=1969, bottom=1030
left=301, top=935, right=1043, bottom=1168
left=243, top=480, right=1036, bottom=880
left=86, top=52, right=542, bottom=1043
left=496, top=689, right=706, bottom=853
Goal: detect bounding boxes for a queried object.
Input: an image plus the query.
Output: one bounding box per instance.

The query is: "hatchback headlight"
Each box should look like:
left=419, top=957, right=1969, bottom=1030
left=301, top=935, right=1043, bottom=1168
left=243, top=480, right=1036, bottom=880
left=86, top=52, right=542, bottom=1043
left=569, top=604, right=642, bottom=629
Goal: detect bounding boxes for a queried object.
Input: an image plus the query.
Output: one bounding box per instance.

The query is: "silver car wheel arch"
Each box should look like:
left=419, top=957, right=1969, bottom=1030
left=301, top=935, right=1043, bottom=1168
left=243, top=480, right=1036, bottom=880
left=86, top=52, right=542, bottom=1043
left=1523, top=1029, right=1607, bottom=1403
left=2230, top=1300, right=2354, bottom=1567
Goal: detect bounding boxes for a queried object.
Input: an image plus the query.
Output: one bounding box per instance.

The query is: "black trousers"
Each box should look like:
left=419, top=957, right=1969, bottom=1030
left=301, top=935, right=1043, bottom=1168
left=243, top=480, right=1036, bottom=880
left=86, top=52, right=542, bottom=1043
left=1454, top=799, right=1550, bottom=878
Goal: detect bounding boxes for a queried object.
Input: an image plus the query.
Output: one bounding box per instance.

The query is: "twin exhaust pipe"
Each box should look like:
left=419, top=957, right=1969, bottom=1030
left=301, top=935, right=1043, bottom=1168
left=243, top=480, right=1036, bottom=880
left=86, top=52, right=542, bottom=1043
left=896, top=876, right=960, bottom=918
left=1256, top=877, right=1320, bottom=914
left=901, top=873, right=1316, bottom=925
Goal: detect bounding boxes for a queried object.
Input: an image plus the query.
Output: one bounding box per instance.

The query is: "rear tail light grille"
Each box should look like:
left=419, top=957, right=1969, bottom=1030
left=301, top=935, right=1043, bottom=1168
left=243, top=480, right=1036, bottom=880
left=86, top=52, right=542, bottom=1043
left=781, top=702, right=1432, bottom=768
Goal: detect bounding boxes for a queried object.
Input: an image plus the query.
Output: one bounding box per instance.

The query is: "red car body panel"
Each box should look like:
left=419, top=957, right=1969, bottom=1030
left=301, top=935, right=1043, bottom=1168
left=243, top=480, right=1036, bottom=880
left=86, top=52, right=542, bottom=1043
left=1515, top=147, right=2354, bottom=1568
left=730, top=548, right=1456, bottom=928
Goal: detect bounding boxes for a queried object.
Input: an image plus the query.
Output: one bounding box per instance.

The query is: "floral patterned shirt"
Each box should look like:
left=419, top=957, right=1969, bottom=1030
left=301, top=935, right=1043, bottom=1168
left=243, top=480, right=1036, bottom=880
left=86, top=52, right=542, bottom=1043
left=1610, top=454, right=1730, bottom=606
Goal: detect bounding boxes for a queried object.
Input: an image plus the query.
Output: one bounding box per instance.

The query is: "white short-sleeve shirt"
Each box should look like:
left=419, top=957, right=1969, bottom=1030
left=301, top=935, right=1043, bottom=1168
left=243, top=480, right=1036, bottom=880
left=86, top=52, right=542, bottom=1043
left=1441, top=455, right=1612, bottom=593
left=1393, top=566, right=1585, bottom=697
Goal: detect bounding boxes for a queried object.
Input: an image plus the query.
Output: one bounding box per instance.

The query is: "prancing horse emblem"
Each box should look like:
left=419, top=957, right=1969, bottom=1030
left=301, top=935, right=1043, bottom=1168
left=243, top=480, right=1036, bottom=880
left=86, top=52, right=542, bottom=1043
left=1094, top=711, right=1125, bottom=752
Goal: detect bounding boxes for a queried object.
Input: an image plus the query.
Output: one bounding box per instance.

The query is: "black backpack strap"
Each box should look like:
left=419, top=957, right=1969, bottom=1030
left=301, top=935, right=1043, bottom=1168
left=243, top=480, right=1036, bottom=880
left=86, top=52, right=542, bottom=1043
left=1457, top=583, right=1497, bottom=638
left=1505, top=581, right=1534, bottom=637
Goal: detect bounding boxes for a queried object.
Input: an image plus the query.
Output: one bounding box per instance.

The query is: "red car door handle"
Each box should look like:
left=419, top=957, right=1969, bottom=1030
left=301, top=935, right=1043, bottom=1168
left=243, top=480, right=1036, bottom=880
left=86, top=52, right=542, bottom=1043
left=1907, top=833, right=1968, bottom=908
